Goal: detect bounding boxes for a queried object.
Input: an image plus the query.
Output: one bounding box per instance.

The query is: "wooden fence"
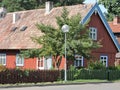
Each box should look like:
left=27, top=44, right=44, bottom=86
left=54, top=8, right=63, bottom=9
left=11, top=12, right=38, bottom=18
left=0, top=69, right=60, bottom=84
left=1, top=69, right=120, bottom=84
left=65, top=69, right=120, bottom=80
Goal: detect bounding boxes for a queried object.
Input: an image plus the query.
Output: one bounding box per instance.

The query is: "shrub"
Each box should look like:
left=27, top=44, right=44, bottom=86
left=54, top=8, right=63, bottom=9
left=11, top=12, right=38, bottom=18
left=0, top=65, right=6, bottom=72
left=69, top=65, right=76, bottom=71
left=107, top=66, right=118, bottom=70
left=88, top=61, right=106, bottom=70
left=116, top=65, right=120, bottom=70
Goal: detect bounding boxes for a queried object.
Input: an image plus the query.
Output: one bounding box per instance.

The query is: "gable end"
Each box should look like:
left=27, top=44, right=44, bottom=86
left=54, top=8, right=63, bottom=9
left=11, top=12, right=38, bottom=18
left=81, top=3, right=120, bottom=52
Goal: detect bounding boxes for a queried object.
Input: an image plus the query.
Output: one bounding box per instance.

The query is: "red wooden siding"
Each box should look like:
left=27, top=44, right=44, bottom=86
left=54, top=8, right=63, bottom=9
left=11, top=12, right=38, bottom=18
left=0, top=50, right=37, bottom=70
left=0, top=12, right=118, bottom=70
left=6, top=51, right=16, bottom=69
left=59, top=12, right=118, bottom=69
left=87, top=12, right=117, bottom=66
left=23, top=58, right=37, bottom=70
left=89, top=13, right=117, bottom=53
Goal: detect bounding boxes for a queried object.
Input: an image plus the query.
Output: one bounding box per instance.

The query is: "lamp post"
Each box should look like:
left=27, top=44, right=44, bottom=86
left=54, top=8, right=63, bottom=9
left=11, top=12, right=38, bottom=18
left=61, top=24, right=69, bottom=81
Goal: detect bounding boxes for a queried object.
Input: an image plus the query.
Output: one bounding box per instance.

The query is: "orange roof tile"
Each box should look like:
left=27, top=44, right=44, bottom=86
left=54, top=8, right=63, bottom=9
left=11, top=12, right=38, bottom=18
left=108, top=22, right=120, bottom=33
left=0, top=4, right=93, bottom=49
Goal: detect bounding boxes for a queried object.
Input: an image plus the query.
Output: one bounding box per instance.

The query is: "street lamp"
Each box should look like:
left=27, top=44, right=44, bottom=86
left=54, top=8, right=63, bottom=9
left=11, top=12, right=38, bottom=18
left=61, top=24, right=70, bottom=81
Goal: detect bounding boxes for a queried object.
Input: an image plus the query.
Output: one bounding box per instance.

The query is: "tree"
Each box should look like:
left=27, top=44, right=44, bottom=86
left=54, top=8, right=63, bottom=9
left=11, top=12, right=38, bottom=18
left=21, top=8, right=101, bottom=69
left=0, top=0, right=85, bottom=12
left=51, top=0, right=85, bottom=6
left=0, top=0, right=39, bottom=12
left=99, top=0, right=120, bottom=21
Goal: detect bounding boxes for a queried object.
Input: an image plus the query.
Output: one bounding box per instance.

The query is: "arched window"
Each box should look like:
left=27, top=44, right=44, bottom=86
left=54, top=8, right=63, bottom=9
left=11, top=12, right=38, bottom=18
left=16, top=54, right=24, bottom=66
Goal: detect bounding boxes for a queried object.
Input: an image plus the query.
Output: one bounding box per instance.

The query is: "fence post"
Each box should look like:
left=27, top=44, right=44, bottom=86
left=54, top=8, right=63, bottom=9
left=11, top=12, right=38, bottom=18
left=107, top=70, right=110, bottom=81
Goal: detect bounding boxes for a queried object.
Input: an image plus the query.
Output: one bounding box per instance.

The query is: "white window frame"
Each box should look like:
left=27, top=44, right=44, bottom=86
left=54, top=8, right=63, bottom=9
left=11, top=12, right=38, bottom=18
left=38, top=57, right=44, bottom=70
left=0, top=53, right=6, bottom=66
left=100, top=56, right=108, bottom=67
left=16, top=54, right=24, bottom=66
left=89, top=27, right=97, bottom=40
left=74, top=55, right=84, bottom=67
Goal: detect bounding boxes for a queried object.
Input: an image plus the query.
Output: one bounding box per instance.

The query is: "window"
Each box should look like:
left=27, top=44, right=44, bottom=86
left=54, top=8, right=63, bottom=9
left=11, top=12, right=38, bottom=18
left=100, top=56, right=108, bottom=67
left=20, top=26, right=27, bottom=31
left=16, top=54, right=24, bottom=66
left=74, top=55, right=83, bottom=67
left=89, top=27, right=97, bottom=40
left=0, top=54, right=6, bottom=65
left=11, top=27, right=17, bottom=31
left=38, top=57, right=44, bottom=69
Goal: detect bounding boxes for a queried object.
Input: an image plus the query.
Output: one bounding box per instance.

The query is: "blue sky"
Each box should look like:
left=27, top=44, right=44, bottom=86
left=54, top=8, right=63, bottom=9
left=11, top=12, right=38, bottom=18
left=84, top=0, right=107, bottom=13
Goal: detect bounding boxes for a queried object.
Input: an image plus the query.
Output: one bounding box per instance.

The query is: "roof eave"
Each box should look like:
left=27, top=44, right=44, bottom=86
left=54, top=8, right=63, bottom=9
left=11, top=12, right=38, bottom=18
left=81, top=3, right=120, bottom=52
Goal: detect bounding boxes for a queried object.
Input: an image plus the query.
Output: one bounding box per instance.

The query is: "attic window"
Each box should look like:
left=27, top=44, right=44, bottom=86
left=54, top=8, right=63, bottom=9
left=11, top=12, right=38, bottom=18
left=11, top=27, right=17, bottom=31
left=20, top=26, right=27, bottom=31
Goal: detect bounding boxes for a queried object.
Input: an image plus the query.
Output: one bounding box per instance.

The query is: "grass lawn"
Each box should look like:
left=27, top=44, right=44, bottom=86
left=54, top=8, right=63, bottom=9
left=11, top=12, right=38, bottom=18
left=55, top=79, right=109, bottom=84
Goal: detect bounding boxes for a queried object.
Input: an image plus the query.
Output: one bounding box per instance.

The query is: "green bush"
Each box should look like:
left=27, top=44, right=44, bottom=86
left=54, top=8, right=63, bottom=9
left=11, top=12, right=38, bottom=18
left=69, top=65, right=76, bottom=71
left=116, top=65, right=120, bottom=70
left=107, top=66, right=118, bottom=70
left=0, top=64, right=6, bottom=72
left=88, top=61, right=106, bottom=70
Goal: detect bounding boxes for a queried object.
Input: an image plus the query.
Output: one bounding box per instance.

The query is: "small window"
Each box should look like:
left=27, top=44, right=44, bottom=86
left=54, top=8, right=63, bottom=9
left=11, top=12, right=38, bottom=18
left=89, top=27, right=97, bottom=40
left=20, top=26, right=27, bottom=31
left=11, top=27, right=17, bottom=31
left=100, top=56, right=108, bottom=67
left=38, top=57, right=45, bottom=70
left=16, top=54, right=24, bottom=66
left=0, top=54, right=6, bottom=65
left=74, top=55, right=84, bottom=67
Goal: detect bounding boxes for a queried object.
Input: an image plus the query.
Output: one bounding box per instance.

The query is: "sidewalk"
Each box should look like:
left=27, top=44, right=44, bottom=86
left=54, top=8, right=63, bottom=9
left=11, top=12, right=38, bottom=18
left=0, top=80, right=113, bottom=88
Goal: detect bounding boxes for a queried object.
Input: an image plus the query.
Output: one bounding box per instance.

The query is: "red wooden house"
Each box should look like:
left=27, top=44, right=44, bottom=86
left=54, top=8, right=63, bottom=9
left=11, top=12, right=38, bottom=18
left=0, top=2, right=119, bottom=70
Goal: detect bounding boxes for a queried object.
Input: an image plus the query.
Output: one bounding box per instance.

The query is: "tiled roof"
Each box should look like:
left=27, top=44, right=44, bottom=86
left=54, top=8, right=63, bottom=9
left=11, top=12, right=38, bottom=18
left=108, top=22, right=120, bottom=33
left=0, top=4, right=93, bottom=49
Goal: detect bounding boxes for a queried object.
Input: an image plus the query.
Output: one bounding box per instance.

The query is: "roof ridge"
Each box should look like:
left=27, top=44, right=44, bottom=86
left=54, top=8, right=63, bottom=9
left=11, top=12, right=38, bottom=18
left=7, top=3, right=94, bottom=14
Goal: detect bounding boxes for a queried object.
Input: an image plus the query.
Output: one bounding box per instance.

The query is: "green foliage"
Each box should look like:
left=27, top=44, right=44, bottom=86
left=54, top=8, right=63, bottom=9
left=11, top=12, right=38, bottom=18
left=0, top=64, right=6, bottom=72
left=73, top=69, right=82, bottom=79
left=88, top=61, right=106, bottom=70
left=0, top=0, right=39, bottom=12
left=20, top=49, right=41, bottom=58
left=53, top=0, right=85, bottom=6
left=116, top=65, right=120, bottom=70
left=67, top=69, right=108, bottom=80
left=21, top=8, right=101, bottom=69
left=69, top=65, right=76, bottom=71
left=107, top=66, right=118, bottom=70
left=99, top=0, right=120, bottom=21
left=0, top=0, right=85, bottom=12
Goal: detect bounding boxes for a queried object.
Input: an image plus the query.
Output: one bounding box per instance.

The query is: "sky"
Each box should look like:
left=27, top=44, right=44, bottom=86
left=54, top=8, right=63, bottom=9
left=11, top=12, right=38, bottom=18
left=84, top=0, right=107, bottom=13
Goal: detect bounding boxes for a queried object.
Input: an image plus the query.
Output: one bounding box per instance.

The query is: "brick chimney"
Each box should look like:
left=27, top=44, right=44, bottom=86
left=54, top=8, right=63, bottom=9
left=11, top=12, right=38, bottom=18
left=113, top=16, right=120, bottom=25
left=45, top=1, right=53, bottom=14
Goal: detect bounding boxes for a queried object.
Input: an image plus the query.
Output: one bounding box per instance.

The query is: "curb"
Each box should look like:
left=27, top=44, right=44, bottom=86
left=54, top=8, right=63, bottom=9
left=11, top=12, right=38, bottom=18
left=0, top=81, right=113, bottom=88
